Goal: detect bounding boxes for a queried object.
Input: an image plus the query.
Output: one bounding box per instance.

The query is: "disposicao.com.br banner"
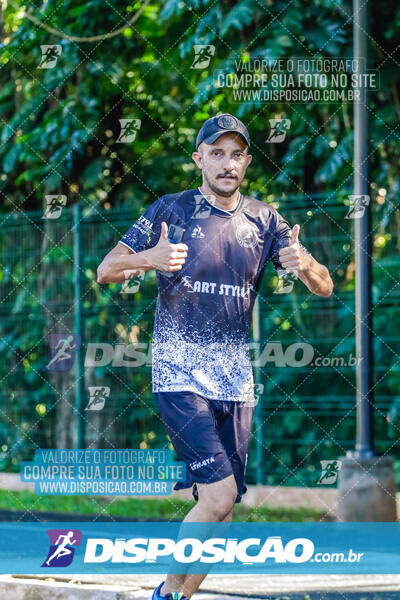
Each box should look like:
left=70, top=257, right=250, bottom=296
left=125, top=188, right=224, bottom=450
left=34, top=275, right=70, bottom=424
left=1, top=522, right=400, bottom=575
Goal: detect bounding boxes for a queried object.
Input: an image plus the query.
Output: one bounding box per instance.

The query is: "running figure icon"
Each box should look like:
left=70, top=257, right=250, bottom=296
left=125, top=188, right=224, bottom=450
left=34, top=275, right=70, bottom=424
left=43, top=530, right=80, bottom=567
left=46, top=335, right=76, bottom=370
left=45, top=531, right=76, bottom=566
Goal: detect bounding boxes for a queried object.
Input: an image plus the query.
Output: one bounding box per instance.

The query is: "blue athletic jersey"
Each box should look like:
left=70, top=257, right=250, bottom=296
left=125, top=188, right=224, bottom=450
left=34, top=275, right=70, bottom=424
left=120, top=188, right=310, bottom=401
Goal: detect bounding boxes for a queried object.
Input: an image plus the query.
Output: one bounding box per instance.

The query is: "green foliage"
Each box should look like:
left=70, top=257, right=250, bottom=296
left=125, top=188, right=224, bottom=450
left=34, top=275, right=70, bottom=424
left=220, top=1, right=255, bottom=36
left=0, top=0, right=399, bottom=488
left=0, top=489, right=328, bottom=521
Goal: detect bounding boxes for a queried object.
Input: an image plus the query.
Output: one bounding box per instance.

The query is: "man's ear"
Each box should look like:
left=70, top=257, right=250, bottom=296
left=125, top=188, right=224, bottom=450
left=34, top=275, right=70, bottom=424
left=192, top=151, right=203, bottom=169
left=246, top=153, right=253, bottom=167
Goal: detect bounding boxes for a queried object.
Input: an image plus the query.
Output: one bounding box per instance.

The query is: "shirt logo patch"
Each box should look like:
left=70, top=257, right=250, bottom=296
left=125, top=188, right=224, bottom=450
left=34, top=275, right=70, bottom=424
left=235, top=222, right=258, bottom=248
left=191, top=225, right=205, bottom=239
left=182, top=276, right=195, bottom=292
left=180, top=276, right=253, bottom=298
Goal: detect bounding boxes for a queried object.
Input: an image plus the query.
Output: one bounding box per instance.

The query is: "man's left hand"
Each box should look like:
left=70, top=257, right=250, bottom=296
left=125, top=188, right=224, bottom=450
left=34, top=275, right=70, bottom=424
left=278, top=224, right=311, bottom=274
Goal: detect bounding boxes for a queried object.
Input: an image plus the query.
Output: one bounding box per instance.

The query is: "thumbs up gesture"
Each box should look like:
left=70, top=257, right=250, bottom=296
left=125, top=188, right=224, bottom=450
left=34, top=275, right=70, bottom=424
left=147, top=222, right=188, bottom=272
left=278, top=224, right=306, bottom=274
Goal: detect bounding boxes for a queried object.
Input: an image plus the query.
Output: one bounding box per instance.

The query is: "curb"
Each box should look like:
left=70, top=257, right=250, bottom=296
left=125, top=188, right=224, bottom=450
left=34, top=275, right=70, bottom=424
left=0, top=576, right=261, bottom=600
left=0, top=576, right=146, bottom=600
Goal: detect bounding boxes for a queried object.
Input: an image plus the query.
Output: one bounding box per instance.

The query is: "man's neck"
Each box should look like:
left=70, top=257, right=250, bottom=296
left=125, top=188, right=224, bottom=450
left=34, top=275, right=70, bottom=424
left=199, top=184, right=240, bottom=211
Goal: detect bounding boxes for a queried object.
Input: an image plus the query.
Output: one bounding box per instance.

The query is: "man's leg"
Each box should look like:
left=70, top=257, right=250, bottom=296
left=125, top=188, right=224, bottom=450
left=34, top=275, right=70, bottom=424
left=160, top=474, right=237, bottom=599
left=153, top=391, right=243, bottom=599
left=174, top=505, right=234, bottom=599
left=166, top=399, right=254, bottom=598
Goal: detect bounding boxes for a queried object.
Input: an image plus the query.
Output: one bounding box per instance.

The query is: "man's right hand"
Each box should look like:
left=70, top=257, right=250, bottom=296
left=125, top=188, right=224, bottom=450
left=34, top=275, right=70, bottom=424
left=146, top=222, right=188, bottom=272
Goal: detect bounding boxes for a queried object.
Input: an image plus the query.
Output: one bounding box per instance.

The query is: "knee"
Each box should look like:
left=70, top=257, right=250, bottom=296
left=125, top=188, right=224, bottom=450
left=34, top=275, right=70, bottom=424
left=207, top=498, right=235, bottom=521
left=200, top=483, right=237, bottom=520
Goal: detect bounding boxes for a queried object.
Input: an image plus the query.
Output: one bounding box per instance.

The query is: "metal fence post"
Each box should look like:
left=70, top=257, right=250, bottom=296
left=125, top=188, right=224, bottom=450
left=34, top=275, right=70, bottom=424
left=252, top=295, right=263, bottom=484
left=337, top=0, right=397, bottom=521
left=353, top=0, right=374, bottom=459
left=73, top=202, right=85, bottom=449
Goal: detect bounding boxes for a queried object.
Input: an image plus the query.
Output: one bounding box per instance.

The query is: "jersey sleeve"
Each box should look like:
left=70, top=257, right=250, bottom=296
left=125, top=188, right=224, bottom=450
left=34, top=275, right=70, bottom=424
left=269, top=210, right=292, bottom=272
left=259, top=207, right=312, bottom=275
left=119, top=196, right=168, bottom=253
left=270, top=210, right=312, bottom=272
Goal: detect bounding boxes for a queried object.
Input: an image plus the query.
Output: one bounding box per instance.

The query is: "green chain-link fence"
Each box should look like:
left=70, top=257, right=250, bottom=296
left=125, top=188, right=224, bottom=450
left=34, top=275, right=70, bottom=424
left=1, top=192, right=399, bottom=487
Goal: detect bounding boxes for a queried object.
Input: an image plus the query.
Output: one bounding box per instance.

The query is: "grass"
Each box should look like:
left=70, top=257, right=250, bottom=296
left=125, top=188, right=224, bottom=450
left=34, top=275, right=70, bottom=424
left=0, top=489, right=329, bottom=521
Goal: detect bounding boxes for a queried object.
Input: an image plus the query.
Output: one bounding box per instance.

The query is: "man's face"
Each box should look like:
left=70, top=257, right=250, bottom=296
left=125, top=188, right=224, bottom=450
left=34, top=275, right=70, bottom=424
left=192, top=133, right=252, bottom=198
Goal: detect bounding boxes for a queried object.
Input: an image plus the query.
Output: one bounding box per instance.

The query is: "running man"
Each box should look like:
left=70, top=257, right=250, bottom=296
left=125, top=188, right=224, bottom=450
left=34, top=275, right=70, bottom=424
left=46, top=334, right=76, bottom=370
left=97, top=114, right=334, bottom=600
left=45, top=531, right=77, bottom=566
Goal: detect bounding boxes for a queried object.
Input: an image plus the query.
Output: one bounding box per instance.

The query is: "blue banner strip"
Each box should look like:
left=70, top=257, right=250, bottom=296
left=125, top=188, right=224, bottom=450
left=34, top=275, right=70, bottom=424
left=0, top=522, right=399, bottom=574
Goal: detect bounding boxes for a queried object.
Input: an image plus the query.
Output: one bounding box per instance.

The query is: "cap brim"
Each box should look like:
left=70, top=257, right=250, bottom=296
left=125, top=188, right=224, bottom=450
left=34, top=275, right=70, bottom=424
left=199, top=130, right=250, bottom=148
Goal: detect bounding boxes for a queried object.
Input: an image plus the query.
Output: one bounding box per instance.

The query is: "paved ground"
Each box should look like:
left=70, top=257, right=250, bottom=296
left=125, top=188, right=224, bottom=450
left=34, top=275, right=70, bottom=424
left=1, top=574, right=400, bottom=599
left=61, top=573, right=400, bottom=596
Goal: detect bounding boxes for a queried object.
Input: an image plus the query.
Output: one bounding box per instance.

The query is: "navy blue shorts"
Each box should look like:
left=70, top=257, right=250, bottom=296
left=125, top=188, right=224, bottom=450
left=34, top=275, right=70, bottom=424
left=154, top=390, right=255, bottom=504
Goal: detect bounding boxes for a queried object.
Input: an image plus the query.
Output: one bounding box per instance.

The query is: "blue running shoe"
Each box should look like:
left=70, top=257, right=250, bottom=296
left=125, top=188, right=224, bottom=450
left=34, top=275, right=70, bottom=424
left=151, top=582, right=188, bottom=600
left=151, top=581, right=165, bottom=599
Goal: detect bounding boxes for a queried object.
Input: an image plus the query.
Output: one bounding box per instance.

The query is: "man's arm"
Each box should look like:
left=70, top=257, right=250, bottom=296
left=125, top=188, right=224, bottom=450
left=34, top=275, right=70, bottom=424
left=297, top=250, right=333, bottom=297
left=278, top=224, right=333, bottom=297
left=97, top=222, right=188, bottom=284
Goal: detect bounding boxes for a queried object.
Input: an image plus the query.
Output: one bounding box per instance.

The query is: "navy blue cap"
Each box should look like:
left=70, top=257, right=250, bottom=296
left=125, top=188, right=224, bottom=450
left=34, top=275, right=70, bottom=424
left=196, top=113, right=250, bottom=150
